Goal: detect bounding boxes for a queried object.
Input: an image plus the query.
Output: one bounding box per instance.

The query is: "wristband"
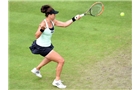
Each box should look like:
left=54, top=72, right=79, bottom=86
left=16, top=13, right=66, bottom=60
left=72, top=17, right=76, bottom=22
left=40, top=29, right=44, bottom=32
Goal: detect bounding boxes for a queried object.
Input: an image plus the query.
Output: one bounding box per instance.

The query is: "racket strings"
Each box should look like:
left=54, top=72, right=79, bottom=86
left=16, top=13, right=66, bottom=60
left=90, top=4, right=103, bottom=16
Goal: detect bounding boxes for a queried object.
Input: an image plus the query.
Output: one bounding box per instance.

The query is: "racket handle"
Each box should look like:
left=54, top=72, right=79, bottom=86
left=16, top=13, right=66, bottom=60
left=80, top=14, right=85, bottom=17
left=75, top=14, right=85, bottom=20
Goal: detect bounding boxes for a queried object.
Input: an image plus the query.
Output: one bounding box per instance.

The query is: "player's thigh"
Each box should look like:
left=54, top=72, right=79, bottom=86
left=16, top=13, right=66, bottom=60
left=46, top=50, right=64, bottom=63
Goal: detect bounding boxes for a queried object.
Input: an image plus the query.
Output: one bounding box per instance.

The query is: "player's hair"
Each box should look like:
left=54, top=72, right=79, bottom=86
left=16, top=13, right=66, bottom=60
left=41, top=5, right=54, bottom=17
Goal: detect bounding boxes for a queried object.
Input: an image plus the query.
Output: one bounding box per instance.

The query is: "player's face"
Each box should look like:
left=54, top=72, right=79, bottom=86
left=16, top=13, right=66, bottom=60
left=49, top=14, right=56, bottom=20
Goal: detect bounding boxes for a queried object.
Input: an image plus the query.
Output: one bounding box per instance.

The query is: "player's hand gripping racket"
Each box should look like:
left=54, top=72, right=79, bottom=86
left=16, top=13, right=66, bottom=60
left=80, top=2, right=104, bottom=17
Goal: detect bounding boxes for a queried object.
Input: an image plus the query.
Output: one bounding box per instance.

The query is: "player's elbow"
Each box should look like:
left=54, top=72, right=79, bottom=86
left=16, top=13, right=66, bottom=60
left=62, top=25, right=68, bottom=28
left=35, top=33, right=40, bottom=39
left=58, top=24, right=68, bottom=28
left=62, top=24, right=70, bottom=28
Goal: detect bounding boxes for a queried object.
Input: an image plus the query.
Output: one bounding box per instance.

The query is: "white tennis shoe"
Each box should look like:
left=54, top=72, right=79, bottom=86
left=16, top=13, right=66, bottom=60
left=52, top=80, right=66, bottom=89
left=31, top=68, right=42, bottom=78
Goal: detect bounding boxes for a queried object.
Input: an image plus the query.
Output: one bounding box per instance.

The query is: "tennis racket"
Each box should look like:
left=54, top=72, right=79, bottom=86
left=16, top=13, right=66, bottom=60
left=80, top=2, right=104, bottom=17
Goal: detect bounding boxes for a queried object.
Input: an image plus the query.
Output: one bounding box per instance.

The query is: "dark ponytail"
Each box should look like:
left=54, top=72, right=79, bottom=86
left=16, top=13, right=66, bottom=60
left=41, top=5, right=53, bottom=17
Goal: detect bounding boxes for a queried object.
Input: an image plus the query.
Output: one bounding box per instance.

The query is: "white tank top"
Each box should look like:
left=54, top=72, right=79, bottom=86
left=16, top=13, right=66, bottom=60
left=36, top=19, right=54, bottom=47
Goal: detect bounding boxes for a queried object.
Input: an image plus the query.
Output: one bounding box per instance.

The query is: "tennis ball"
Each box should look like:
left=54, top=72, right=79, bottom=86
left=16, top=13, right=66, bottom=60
left=120, top=12, right=125, bottom=16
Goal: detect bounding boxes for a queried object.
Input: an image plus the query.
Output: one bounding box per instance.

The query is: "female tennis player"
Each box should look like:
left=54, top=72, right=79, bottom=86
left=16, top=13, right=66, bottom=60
left=29, top=5, right=81, bottom=89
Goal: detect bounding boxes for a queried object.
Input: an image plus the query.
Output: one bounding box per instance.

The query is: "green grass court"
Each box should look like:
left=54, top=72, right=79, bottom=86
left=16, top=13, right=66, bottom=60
left=9, top=0, right=132, bottom=90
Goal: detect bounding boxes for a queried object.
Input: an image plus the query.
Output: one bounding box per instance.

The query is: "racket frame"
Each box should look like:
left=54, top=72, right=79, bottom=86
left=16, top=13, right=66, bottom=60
left=80, top=2, right=104, bottom=17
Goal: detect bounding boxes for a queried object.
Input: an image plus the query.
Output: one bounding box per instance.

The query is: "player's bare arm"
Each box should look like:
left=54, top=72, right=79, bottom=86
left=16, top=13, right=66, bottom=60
left=35, top=21, right=46, bottom=39
left=54, top=15, right=81, bottom=28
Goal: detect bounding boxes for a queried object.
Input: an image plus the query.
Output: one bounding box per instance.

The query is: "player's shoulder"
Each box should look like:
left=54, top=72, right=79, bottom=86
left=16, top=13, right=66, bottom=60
left=53, top=19, right=61, bottom=25
left=39, top=19, right=46, bottom=27
left=53, top=19, right=57, bottom=23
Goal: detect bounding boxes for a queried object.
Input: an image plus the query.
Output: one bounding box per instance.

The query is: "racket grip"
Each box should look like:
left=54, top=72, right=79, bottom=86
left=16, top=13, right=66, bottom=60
left=80, top=14, right=85, bottom=17
left=74, top=14, right=85, bottom=21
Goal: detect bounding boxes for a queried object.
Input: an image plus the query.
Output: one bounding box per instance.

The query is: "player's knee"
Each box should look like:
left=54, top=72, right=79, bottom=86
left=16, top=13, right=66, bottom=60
left=59, top=58, right=65, bottom=64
